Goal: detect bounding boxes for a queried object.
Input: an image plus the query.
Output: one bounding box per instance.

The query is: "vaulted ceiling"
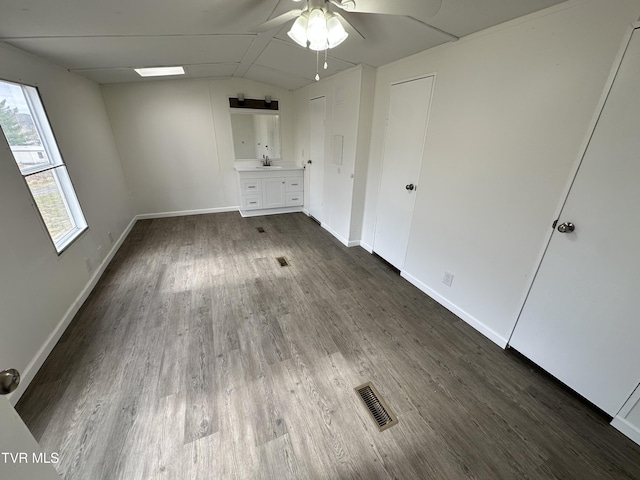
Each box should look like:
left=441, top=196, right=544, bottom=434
left=0, top=0, right=568, bottom=89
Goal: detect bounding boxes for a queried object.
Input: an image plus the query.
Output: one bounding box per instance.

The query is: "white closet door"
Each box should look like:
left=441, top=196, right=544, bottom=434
left=308, top=96, right=325, bottom=222
left=373, top=76, right=434, bottom=269
left=510, top=28, right=640, bottom=416
left=612, top=384, right=640, bottom=445
left=0, top=396, right=60, bottom=479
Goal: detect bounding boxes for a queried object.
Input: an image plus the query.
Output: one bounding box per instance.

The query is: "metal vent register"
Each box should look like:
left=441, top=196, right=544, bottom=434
left=276, top=256, right=290, bottom=267
left=355, top=382, right=398, bottom=431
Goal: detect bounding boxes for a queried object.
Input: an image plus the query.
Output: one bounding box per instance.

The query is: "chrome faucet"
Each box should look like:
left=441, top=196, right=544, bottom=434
left=262, top=155, right=271, bottom=166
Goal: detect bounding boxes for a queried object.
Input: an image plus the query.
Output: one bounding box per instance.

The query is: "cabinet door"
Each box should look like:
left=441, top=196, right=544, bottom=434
left=262, top=178, right=286, bottom=208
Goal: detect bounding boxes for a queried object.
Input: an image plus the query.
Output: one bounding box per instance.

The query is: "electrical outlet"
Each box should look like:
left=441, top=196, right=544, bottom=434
left=107, top=231, right=114, bottom=244
left=84, top=258, right=93, bottom=273
left=443, top=271, right=454, bottom=287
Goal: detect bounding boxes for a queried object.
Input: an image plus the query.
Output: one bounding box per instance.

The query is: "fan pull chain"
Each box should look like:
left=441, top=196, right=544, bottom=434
left=324, top=48, right=328, bottom=70
left=315, top=50, right=320, bottom=81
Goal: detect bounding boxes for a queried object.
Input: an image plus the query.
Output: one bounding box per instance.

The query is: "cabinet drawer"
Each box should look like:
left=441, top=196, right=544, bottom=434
left=242, top=195, right=262, bottom=210
left=285, top=192, right=303, bottom=206
left=241, top=179, right=262, bottom=194
left=285, top=178, right=303, bottom=192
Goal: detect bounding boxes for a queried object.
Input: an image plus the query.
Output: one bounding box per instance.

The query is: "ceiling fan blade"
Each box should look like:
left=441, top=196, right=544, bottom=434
left=251, top=9, right=303, bottom=33
left=334, top=12, right=365, bottom=40
left=344, top=0, right=442, bottom=18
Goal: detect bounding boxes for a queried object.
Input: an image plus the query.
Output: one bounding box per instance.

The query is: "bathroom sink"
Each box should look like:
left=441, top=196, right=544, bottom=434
left=255, top=165, right=283, bottom=169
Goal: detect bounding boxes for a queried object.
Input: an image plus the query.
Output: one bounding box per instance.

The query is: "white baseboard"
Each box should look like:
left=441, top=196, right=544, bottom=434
left=318, top=223, right=361, bottom=248
left=321, top=222, right=350, bottom=247
left=9, top=216, right=137, bottom=405
left=400, top=270, right=508, bottom=349
left=612, top=417, right=640, bottom=446
left=359, top=241, right=373, bottom=253
left=136, top=206, right=239, bottom=220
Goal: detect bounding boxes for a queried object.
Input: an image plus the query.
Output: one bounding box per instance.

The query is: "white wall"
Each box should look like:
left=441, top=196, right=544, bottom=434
left=362, top=0, right=640, bottom=346
left=102, top=78, right=294, bottom=216
left=0, top=43, right=133, bottom=403
left=293, top=65, right=375, bottom=246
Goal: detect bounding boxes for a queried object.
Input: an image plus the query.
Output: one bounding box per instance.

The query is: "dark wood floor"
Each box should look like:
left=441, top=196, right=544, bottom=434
left=17, top=212, right=640, bottom=479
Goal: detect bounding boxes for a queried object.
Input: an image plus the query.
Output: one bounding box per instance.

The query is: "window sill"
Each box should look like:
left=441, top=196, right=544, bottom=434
left=56, top=225, right=88, bottom=255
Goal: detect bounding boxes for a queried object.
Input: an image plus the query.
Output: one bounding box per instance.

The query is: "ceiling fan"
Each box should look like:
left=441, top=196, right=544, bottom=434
left=252, top=0, right=444, bottom=47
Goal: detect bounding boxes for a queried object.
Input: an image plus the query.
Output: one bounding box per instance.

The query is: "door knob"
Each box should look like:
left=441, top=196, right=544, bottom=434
left=0, top=368, right=20, bottom=395
left=307, top=159, right=312, bottom=164
left=405, top=184, right=415, bottom=191
left=557, top=222, right=575, bottom=233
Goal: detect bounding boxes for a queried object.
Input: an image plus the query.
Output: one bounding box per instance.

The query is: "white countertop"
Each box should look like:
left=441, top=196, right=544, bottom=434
left=234, top=163, right=303, bottom=172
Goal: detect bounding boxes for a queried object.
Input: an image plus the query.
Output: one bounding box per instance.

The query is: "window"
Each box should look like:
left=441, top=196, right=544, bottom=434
left=0, top=79, right=87, bottom=253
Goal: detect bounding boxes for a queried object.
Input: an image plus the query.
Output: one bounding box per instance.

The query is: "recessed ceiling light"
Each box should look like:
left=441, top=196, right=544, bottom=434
left=134, top=66, right=185, bottom=77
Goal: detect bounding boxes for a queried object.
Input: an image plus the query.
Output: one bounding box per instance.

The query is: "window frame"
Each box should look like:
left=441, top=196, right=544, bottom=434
left=0, top=78, right=88, bottom=255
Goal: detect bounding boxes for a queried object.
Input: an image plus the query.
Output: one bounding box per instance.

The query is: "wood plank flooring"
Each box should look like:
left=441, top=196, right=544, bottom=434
left=16, top=212, right=640, bottom=479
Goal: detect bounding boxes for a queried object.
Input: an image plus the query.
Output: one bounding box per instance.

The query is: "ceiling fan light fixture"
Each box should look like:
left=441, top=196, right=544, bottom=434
left=326, top=14, right=348, bottom=48
left=306, top=8, right=328, bottom=45
left=287, top=14, right=309, bottom=47
left=285, top=1, right=353, bottom=78
left=309, top=39, right=328, bottom=51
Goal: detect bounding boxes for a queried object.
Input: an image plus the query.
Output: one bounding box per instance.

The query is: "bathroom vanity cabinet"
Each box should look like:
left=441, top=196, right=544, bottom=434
left=234, top=164, right=304, bottom=217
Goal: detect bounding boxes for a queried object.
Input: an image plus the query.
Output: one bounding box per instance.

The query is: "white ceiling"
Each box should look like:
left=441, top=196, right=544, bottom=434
left=0, top=0, right=568, bottom=90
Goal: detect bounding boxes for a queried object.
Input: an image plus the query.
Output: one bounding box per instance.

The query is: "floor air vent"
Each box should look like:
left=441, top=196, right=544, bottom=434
left=355, top=382, right=398, bottom=431
left=257, top=227, right=265, bottom=233
left=276, top=256, right=290, bottom=267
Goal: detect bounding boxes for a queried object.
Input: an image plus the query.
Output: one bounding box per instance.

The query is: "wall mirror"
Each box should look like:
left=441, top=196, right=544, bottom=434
left=230, top=111, right=281, bottom=160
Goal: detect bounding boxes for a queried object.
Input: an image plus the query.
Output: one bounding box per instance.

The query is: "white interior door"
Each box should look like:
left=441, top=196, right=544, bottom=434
left=308, top=96, right=325, bottom=222
left=0, top=395, right=60, bottom=479
left=373, top=76, right=434, bottom=269
left=510, top=28, right=640, bottom=416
